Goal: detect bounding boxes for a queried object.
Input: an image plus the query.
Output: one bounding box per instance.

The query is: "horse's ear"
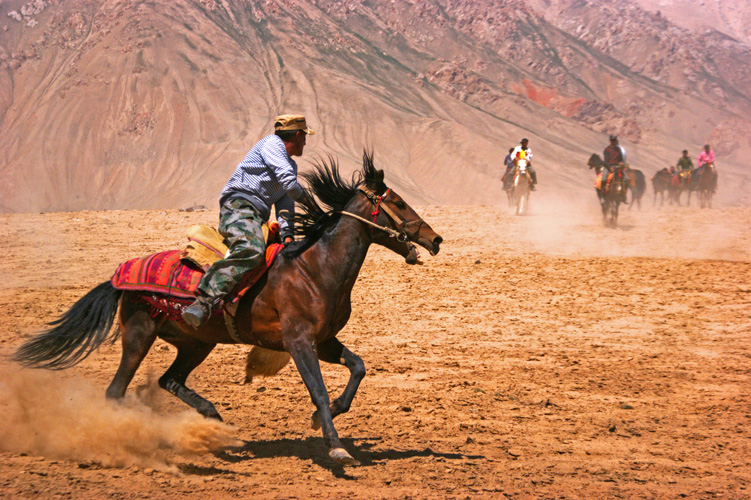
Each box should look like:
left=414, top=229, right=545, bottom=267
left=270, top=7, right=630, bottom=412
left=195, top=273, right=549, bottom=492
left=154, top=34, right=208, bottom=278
left=375, top=169, right=384, bottom=184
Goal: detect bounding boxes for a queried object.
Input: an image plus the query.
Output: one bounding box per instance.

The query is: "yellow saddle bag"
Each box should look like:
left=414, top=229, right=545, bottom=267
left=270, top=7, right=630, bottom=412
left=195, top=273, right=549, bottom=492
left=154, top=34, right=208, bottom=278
left=180, top=223, right=280, bottom=272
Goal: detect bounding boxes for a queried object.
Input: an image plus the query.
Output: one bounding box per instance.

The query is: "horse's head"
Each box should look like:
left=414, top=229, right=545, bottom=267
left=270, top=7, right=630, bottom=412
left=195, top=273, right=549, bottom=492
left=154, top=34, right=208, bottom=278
left=588, top=154, right=604, bottom=173
left=517, top=158, right=528, bottom=172
left=360, top=158, right=442, bottom=265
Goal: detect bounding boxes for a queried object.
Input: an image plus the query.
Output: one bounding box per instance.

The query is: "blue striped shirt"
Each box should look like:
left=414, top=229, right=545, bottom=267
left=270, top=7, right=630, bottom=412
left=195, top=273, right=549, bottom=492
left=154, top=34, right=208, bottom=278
left=220, top=135, right=305, bottom=238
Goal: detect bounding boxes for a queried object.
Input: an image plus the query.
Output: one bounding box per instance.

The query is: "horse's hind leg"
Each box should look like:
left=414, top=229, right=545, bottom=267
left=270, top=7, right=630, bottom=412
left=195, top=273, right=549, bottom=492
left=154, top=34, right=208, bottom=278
left=311, top=338, right=365, bottom=431
left=106, top=297, right=158, bottom=400
left=159, top=337, right=221, bottom=420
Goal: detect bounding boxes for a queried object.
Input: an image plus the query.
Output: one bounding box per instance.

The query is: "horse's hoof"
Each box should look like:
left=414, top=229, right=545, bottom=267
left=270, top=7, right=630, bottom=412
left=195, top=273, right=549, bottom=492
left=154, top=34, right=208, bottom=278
left=329, top=447, right=359, bottom=466
left=311, top=411, right=321, bottom=430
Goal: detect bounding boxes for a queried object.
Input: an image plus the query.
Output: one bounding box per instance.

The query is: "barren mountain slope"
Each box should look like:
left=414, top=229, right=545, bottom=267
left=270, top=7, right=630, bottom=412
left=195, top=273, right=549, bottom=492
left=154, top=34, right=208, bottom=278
left=0, top=0, right=749, bottom=212
left=632, top=0, right=751, bottom=46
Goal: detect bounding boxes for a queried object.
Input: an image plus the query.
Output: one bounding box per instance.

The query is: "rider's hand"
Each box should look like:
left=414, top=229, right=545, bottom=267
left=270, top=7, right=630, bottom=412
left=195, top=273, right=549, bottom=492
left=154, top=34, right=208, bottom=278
left=283, top=236, right=294, bottom=247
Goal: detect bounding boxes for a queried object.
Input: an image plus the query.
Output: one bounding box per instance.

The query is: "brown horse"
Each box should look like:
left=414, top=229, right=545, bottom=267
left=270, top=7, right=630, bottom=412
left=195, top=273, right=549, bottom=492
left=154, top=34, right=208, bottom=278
left=601, top=165, right=628, bottom=227
left=625, top=167, right=646, bottom=210
left=694, top=162, right=717, bottom=208
left=14, top=152, right=443, bottom=466
left=588, top=154, right=626, bottom=226
left=652, top=168, right=675, bottom=207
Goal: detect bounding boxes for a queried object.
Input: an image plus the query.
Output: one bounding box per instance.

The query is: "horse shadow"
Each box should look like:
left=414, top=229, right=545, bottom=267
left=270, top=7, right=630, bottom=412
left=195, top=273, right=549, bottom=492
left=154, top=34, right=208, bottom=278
left=210, top=436, right=482, bottom=479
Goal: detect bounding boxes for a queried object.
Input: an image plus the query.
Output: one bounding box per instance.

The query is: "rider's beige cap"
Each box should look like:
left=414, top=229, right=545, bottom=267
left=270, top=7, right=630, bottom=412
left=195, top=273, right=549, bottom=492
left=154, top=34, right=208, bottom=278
left=274, top=115, right=315, bottom=134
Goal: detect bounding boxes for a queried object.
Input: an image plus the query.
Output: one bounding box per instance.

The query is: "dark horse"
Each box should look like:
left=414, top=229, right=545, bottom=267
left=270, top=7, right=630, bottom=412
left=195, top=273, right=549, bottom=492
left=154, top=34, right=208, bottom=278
left=626, top=167, right=646, bottom=210
left=652, top=168, right=674, bottom=207
left=14, top=152, right=443, bottom=466
left=602, top=166, right=628, bottom=227
left=694, top=162, right=717, bottom=208
left=589, top=154, right=627, bottom=227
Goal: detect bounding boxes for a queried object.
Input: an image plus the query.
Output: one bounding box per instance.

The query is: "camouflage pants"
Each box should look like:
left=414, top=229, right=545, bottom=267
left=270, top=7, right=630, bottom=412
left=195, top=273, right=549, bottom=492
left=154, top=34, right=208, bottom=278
left=196, top=198, right=265, bottom=306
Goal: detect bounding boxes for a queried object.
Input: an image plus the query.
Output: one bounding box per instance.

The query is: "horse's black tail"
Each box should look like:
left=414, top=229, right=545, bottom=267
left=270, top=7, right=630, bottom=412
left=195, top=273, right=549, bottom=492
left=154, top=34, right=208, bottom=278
left=13, top=281, right=123, bottom=370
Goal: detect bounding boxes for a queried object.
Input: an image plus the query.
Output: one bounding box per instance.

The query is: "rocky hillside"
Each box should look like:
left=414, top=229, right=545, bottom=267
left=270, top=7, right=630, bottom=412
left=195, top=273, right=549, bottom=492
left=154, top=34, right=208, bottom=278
left=1, top=0, right=749, bottom=213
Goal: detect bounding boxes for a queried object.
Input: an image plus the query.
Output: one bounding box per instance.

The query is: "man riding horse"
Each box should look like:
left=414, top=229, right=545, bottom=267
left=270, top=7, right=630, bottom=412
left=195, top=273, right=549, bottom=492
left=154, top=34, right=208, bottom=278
left=511, top=138, right=537, bottom=190
left=501, top=147, right=515, bottom=191
left=676, top=149, right=694, bottom=186
left=696, top=144, right=718, bottom=193
left=182, top=114, right=316, bottom=327
left=602, top=135, right=629, bottom=199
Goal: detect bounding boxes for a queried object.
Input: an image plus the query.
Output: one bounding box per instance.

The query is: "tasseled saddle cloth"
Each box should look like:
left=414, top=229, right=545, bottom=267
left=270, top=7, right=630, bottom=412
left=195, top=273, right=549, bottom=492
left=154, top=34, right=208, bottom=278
left=111, top=223, right=283, bottom=323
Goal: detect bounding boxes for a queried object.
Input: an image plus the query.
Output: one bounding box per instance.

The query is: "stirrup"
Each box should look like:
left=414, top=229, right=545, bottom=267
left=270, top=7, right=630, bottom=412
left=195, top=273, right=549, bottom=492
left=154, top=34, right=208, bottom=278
left=182, top=300, right=212, bottom=328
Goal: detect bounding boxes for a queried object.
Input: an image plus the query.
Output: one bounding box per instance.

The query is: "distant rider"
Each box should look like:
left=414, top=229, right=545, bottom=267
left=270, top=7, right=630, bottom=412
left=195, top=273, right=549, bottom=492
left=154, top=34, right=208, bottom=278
left=602, top=135, right=629, bottom=194
left=676, top=149, right=694, bottom=185
left=501, top=147, right=514, bottom=190
left=697, top=144, right=717, bottom=193
left=511, top=138, right=537, bottom=190
left=697, top=144, right=715, bottom=168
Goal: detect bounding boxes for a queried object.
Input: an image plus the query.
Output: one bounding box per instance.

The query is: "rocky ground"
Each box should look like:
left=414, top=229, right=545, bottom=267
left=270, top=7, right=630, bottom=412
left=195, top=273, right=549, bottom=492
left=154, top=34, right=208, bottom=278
left=1, top=197, right=750, bottom=499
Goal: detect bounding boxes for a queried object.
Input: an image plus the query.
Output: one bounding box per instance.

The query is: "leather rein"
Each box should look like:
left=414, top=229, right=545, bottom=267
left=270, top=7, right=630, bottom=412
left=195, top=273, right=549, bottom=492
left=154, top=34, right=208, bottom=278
left=337, top=187, right=424, bottom=243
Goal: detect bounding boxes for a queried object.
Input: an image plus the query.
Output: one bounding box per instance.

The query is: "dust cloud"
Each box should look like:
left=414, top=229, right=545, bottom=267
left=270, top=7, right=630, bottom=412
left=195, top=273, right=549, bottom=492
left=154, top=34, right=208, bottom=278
left=501, top=190, right=751, bottom=262
left=0, top=366, right=242, bottom=472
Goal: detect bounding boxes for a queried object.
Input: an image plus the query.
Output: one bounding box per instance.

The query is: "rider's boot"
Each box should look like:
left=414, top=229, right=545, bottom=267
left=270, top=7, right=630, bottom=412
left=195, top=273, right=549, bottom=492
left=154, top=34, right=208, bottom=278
left=182, top=296, right=214, bottom=328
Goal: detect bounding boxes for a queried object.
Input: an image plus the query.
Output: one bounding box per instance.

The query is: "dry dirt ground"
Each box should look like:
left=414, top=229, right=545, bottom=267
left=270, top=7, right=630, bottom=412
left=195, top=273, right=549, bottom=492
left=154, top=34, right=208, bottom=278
left=1, top=196, right=750, bottom=499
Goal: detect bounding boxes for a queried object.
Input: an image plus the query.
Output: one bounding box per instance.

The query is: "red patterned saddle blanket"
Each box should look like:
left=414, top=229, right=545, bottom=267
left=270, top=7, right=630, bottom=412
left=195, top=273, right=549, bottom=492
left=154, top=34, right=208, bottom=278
left=111, top=244, right=284, bottom=304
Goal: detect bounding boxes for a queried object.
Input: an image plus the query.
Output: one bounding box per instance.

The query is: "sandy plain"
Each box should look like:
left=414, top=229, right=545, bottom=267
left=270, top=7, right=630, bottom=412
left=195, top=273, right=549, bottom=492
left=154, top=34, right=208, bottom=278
left=1, top=192, right=750, bottom=499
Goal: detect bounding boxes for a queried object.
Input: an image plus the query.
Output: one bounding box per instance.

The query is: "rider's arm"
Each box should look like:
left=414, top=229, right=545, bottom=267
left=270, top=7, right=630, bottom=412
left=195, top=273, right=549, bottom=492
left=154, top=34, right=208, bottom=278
left=261, top=138, right=306, bottom=202
left=274, top=194, right=295, bottom=241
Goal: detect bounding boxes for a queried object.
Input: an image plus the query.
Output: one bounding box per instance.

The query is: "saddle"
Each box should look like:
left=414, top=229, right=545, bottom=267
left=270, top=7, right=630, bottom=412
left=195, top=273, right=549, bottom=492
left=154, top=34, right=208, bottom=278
left=111, top=222, right=284, bottom=333
left=595, top=172, right=615, bottom=192
left=594, top=172, right=603, bottom=190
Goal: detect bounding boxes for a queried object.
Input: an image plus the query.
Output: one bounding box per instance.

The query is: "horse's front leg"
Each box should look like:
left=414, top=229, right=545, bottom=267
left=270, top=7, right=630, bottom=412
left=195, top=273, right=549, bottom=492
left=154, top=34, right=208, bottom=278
left=311, top=338, right=365, bottom=431
left=286, top=336, right=359, bottom=466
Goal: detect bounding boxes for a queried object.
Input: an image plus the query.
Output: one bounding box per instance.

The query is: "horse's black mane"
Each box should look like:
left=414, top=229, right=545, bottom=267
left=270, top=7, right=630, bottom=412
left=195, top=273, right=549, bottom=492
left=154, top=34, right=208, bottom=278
left=282, top=151, right=386, bottom=258
left=588, top=153, right=605, bottom=167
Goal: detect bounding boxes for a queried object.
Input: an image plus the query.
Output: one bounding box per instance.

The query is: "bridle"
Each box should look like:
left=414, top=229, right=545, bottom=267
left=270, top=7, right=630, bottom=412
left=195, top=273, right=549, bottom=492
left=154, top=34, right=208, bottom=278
left=337, top=186, right=425, bottom=243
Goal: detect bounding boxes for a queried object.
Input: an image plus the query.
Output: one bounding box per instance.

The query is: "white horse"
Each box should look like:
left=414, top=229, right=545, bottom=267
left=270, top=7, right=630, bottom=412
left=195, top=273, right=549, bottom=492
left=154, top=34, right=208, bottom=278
left=513, top=158, right=532, bottom=215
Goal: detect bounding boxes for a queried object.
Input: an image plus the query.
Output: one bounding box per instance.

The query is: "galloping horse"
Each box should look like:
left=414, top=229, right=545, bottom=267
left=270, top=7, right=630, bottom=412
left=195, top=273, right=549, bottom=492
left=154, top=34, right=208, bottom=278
left=503, top=172, right=515, bottom=207
left=587, top=154, right=628, bottom=227
left=651, top=168, right=674, bottom=207
left=626, top=167, right=646, bottom=210
left=513, top=157, right=532, bottom=215
left=600, top=164, right=628, bottom=227
left=14, top=152, right=443, bottom=466
left=694, top=162, right=717, bottom=208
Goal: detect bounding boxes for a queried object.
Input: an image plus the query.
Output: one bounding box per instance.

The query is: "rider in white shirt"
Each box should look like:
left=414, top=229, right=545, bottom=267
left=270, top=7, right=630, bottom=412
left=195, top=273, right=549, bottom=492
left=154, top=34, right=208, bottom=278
left=511, top=138, right=537, bottom=190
